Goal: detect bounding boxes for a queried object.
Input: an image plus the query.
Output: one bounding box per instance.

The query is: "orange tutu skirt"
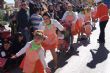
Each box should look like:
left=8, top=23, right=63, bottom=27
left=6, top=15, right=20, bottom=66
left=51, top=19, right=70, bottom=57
left=71, top=21, right=79, bottom=35
left=20, top=59, right=44, bottom=73
left=42, top=41, right=58, bottom=50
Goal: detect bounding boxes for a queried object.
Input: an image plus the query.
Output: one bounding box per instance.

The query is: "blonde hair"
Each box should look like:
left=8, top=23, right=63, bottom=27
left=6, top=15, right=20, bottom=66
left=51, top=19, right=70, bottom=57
left=34, top=30, right=47, bottom=40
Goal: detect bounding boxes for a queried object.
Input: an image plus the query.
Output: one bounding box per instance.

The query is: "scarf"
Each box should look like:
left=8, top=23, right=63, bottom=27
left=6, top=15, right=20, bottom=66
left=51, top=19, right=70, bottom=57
left=30, top=41, right=41, bottom=51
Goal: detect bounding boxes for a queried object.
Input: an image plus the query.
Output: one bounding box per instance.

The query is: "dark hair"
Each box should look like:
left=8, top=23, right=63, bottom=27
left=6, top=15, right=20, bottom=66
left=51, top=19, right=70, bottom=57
left=16, top=32, right=23, bottom=37
left=43, top=12, right=51, bottom=18
left=97, top=1, right=102, bottom=5
left=33, top=7, right=41, bottom=13
left=3, top=40, right=12, bottom=45
left=14, top=32, right=24, bottom=40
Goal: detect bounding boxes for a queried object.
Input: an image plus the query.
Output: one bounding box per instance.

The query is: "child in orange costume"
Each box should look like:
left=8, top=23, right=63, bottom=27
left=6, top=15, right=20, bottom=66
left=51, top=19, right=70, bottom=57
left=83, top=7, right=92, bottom=40
left=11, top=30, right=51, bottom=73
left=39, top=12, right=64, bottom=69
left=72, top=8, right=85, bottom=42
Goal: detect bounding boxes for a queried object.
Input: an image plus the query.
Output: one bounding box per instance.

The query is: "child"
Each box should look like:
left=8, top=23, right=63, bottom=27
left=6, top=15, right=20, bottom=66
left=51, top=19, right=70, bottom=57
left=83, top=7, right=92, bottom=40
left=12, top=32, right=26, bottom=67
left=0, top=41, right=13, bottom=72
left=57, top=30, right=69, bottom=53
left=30, top=7, right=43, bottom=30
left=11, top=30, right=51, bottom=73
left=39, top=12, right=65, bottom=69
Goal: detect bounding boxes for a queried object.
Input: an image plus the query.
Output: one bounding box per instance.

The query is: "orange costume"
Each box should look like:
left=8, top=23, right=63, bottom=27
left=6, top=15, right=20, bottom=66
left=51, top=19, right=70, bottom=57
left=20, top=48, right=44, bottom=73
left=84, top=9, right=92, bottom=36
left=42, top=25, right=58, bottom=50
left=39, top=19, right=64, bottom=50
left=71, top=12, right=85, bottom=35
left=16, top=41, right=47, bottom=73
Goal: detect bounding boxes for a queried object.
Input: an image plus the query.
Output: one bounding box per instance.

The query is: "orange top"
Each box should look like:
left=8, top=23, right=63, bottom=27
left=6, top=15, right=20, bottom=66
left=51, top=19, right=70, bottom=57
left=65, top=15, right=74, bottom=23
left=23, top=47, right=39, bottom=73
left=84, top=11, right=91, bottom=22
left=20, top=46, right=44, bottom=73
left=94, top=3, right=109, bottom=22
left=42, top=24, right=58, bottom=50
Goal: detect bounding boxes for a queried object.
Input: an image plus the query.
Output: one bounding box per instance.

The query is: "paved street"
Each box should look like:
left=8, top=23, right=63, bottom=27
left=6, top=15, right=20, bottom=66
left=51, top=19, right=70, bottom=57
left=54, top=19, right=110, bottom=73
left=3, top=19, right=110, bottom=73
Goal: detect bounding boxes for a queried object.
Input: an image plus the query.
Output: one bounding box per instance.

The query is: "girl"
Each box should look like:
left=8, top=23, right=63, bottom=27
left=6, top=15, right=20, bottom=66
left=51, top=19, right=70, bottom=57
left=0, top=41, right=13, bottom=72
left=11, top=30, right=51, bottom=73
left=83, top=7, right=92, bottom=40
left=72, top=8, right=85, bottom=43
left=39, top=12, right=65, bottom=69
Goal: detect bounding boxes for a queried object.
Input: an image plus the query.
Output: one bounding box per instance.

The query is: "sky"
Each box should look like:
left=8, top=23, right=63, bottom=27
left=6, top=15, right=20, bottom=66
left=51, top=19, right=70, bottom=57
left=4, top=0, right=14, bottom=3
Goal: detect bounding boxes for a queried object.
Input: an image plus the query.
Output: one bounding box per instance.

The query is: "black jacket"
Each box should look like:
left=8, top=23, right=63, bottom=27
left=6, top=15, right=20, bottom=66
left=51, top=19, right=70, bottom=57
left=16, top=8, right=29, bottom=31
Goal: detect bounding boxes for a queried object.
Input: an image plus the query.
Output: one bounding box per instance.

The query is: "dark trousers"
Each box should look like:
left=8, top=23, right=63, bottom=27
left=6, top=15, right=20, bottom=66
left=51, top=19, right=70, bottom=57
left=99, top=20, right=108, bottom=43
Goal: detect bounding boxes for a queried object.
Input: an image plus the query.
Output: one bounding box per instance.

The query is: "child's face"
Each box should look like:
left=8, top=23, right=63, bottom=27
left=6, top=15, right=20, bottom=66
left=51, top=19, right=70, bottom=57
left=18, top=36, right=23, bottom=42
left=3, top=43, right=10, bottom=50
left=43, top=16, right=50, bottom=24
left=34, top=36, right=43, bottom=44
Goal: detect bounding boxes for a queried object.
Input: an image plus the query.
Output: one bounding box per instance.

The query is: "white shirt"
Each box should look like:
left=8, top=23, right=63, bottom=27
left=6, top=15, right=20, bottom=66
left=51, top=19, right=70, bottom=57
left=78, top=12, right=85, bottom=24
left=39, top=19, right=64, bottom=31
left=62, top=11, right=78, bottom=24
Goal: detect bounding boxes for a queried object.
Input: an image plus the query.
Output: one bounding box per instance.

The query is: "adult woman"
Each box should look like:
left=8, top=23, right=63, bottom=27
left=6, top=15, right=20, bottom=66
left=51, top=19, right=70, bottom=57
left=61, top=3, right=77, bottom=47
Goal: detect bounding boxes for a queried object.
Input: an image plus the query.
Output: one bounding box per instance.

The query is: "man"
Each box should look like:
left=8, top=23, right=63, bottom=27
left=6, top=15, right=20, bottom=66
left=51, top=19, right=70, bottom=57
left=94, top=0, right=109, bottom=44
left=16, top=1, right=30, bottom=42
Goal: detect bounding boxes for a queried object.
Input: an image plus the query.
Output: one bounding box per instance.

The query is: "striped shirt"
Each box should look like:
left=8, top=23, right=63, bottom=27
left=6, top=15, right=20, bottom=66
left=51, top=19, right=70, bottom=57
left=31, top=14, right=43, bottom=29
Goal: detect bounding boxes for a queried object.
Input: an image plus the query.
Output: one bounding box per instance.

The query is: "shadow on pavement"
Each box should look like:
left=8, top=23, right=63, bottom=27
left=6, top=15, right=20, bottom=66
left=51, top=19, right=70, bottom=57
left=48, top=43, right=81, bottom=73
left=87, top=43, right=109, bottom=68
left=48, top=35, right=91, bottom=72
left=48, top=52, right=68, bottom=73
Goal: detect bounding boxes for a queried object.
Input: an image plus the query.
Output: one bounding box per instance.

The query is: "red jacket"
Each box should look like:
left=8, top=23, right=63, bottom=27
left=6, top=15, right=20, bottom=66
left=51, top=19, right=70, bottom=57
left=95, top=3, right=109, bottom=22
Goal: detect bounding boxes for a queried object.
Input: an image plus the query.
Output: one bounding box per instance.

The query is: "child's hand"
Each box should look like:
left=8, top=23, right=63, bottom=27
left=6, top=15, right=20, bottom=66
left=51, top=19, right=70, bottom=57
left=45, top=67, right=51, bottom=73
